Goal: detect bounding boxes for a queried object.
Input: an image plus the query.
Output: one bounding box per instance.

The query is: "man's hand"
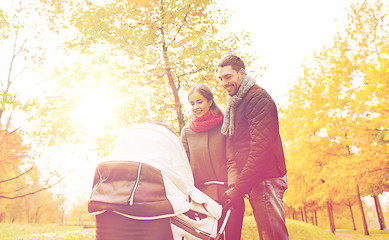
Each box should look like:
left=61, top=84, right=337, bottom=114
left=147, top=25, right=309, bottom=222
left=222, top=186, right=242, bottom=210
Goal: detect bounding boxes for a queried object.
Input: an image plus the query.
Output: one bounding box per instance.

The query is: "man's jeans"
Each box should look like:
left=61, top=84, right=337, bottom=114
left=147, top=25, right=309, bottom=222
left=249, top=175, right=289, bottom=240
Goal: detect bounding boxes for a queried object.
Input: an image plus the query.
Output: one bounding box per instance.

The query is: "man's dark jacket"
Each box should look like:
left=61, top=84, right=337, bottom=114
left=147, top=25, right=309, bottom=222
left=226, top=85, right=287, bottom=194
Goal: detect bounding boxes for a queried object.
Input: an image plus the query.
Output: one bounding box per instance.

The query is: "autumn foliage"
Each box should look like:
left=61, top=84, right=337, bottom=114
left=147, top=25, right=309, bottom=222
left=280, top=0, right=388, bottom=232
left=0, top=0, right=388, bottom=229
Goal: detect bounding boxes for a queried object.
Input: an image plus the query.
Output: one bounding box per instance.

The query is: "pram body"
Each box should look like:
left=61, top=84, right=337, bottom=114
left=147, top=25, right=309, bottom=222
left=88, top=123, right=223, bottom=240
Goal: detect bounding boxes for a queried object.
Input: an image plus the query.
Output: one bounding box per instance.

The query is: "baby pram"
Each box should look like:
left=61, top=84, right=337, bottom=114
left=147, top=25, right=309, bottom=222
left=88, top=122, right=227, bottom=240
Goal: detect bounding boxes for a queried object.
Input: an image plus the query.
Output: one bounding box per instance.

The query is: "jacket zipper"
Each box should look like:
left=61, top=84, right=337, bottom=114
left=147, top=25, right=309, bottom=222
left=128, top=162, right=142, bottom=205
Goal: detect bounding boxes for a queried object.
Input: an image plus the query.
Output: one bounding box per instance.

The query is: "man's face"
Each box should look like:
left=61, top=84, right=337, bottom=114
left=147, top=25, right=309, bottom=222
left=217, top=66, right=245, bottom=96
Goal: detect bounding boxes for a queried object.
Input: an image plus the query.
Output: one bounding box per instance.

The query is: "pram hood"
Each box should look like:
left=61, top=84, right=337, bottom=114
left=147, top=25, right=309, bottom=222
left=105, top=122, right=194, bottom=196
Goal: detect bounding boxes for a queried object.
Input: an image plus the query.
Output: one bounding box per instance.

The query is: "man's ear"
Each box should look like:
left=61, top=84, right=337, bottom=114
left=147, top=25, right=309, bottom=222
left=239, top=68, right=246, bottom=78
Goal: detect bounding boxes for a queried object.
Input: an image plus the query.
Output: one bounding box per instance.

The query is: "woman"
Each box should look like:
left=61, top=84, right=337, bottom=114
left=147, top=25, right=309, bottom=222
left=181, top=83, right=244, bottom=240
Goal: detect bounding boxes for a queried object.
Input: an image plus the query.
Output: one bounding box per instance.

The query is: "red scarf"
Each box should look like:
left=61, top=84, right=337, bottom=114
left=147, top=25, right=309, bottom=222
left=189, top=110, right=224, bottom=132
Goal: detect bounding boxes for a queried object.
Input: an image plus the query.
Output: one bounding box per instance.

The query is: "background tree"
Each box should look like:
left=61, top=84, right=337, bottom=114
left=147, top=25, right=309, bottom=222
left=67, top=193, right=94, bottom=226
left=35, top=0, right=258, bottom=156
left=0, top=0, right=65, bottom=220
left=281, top=0, right=388, bottom=234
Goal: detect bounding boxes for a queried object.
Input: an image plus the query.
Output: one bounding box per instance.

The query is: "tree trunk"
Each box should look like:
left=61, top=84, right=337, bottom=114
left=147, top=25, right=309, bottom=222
left=348, top=201, right=357, bottom=231
left=0, top=109, right=3, bottom=127
left=303, top=205, right=308, bottom=223
left=300, top=208, right=304, bottom=222
left=159, top=3, right=185, bottom=132
left=34, top=206, right=41, bottom=223
left=25, top=198, right=31, bottom=223
left=327, top=201, right=336, bottom=234
left=164, top=57, right=185, bottom=131
left=372, top=194, right=386, bottom=230
left=314, top=209, right=318, bottom=226
left=356, top=184, right=369, bottom=235
left=60, top=211, right=64, bottom=225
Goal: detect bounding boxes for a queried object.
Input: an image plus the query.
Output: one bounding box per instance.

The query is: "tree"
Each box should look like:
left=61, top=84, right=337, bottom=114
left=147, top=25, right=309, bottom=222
left=281, top=0, right=388, bottom=234
left=69, top=0, right=234, bottom=130
left=372, top=193, right=386, bottom=230
left=67, top=193, right=94, bottom=225
left=35, top=0, right=257, bottom=156
left=0, top=0, right=64, bottom=208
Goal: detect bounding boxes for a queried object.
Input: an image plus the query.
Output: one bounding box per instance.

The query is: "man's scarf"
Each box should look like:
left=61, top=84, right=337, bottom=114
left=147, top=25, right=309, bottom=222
left=221, top=75, right=256, bottom=136
left=189, top=110, right=224, bottom=132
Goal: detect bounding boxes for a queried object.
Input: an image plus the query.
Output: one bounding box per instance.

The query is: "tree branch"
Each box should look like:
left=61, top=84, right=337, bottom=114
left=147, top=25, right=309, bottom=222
left=0, top=165, right=35, bottom=184
left=167, top=4, right=192, bottom=48
left=0, top=174, right=67, bottom=200
left=176, top=66, right=209, bottom=91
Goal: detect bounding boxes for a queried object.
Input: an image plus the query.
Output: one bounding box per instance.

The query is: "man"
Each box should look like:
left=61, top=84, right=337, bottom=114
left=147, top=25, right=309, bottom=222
left=218, top=55, right=288, bottom=240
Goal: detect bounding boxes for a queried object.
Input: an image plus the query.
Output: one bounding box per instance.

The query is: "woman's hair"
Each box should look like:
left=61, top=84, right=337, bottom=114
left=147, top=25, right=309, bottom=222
left=188, top=83, right=223, bottom=115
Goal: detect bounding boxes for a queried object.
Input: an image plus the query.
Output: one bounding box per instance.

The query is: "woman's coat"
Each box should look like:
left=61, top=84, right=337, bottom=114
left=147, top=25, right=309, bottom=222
left=181, top=123, right=228, bottom=202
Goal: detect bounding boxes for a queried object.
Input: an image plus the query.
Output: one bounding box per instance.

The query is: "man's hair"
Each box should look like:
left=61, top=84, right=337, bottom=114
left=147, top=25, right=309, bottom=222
left=218, top=55, right=245, bottom=72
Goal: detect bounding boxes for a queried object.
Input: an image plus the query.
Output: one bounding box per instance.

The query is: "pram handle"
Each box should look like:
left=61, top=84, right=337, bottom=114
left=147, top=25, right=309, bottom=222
left=214, top=209, right=231, bottom=240
left=204, top=181, right=226, bottom=186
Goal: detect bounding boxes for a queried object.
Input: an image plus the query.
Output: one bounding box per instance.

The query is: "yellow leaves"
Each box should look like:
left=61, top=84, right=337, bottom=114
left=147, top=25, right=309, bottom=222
left=282, top=0, right=389, bottom=209
left=0, top=130, right=29, bottom=168
left=0, top=129, right=42, bottom=200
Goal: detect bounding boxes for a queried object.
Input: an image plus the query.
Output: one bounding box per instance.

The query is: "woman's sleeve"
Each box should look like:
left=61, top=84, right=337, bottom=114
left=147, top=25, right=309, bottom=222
left=180, top=127, right=190, bottom=162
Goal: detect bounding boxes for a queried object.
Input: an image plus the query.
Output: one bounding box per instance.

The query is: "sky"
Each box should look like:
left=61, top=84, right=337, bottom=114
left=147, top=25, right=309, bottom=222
left=221, top=0, right=354, bottom=106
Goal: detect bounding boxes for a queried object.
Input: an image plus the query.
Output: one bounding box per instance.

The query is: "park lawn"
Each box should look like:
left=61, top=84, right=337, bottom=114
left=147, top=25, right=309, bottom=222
left=242, top=216, right=343, bottom=240
left=286, top=219, right=342, bottom=240
left=335, top=229, right=389, bottom=240
left=0, top=223, right=84, bottom=240
left=1, top=218, right=388, bottom=240
left=244, top=217, right=389, bottom=240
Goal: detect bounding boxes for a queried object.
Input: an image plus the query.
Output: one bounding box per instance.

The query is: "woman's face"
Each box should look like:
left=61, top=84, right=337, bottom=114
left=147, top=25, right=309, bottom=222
left=188, top=92, right=212, bottom=117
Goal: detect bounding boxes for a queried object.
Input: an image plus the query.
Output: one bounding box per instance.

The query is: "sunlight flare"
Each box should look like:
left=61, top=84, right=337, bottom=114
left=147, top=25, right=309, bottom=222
left=73, top=86, right=119, bottom=135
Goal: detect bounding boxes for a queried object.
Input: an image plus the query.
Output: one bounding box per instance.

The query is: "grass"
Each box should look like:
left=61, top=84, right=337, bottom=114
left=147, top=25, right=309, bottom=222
left=0, top=223, right=85, bottom=240
left=336, top=229, right=389, bottom=240
left=286, top=219, right=342, bottom=240
left=0, top=219, right=388, bottom=240
left=242, top=216, right=342, bottom=240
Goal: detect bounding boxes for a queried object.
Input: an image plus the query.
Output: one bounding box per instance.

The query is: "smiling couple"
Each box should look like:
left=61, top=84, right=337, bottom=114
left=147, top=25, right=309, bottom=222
left=180, top=54, right=289, bottom=240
